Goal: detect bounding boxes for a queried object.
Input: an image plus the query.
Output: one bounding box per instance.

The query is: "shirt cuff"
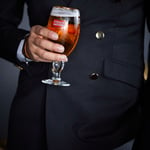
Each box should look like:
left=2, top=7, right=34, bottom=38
left=17, top=39, right=32, bottom=62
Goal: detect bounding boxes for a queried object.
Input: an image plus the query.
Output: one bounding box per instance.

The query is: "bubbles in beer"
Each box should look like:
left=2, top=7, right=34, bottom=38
left=47, top=6, right=80, bottom=56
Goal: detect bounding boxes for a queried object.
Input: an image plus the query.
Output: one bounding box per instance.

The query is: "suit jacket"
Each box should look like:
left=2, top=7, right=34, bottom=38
left=132, top=2, right=150, bottom=148
left=0, top=0, right=146, bottom=150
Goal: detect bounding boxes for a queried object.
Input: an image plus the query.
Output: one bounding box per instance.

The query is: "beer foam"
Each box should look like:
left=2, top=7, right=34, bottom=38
left=51, top=6, right=80, bottom=17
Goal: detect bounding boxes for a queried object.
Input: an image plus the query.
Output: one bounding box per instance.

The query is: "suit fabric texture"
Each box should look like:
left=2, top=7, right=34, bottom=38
left=0, top=0, right=146, bottom=150
left=131, top=0, right=150, bottom=149
left=132, top=77, right=150, bottom=150
left=132, top=38, right=150, bottom=150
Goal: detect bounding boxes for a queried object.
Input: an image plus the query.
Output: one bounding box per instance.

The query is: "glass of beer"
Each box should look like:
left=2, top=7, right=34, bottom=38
left=41, top=6, right=80, bottom=86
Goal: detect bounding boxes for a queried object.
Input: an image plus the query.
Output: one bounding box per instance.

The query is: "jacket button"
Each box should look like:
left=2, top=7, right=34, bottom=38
left=89, top=73, right=99, bottom=80
left=96, top=31, right=105, bottom=40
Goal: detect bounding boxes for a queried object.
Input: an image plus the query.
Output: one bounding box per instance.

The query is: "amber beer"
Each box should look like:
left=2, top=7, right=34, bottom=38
left=47, top=6, right=80, bottom=56
left=42, top=6, right=80, bottom=86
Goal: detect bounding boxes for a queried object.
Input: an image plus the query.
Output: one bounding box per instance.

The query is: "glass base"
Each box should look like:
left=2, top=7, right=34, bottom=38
left=41, top=79, right=70, bottom=86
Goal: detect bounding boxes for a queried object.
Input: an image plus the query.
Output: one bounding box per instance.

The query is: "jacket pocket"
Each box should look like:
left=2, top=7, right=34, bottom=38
left=103, top=59, right=144, bottom=88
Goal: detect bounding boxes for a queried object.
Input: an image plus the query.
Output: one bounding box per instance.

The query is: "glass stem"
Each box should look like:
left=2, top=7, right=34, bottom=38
left=52, top=61, right=64, bottom=82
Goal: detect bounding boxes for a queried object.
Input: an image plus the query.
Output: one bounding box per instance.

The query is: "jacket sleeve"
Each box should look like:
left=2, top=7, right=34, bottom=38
left=0, top=0, right=29, bottom=64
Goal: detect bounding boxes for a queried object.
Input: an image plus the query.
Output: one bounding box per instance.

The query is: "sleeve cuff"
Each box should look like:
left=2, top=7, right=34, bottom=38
left=17, top=38, right=32, bottom=63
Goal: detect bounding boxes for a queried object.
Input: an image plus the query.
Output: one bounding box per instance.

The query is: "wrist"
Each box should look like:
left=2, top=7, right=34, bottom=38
left=22, top=34, right=32, bottom=64
left=22, top=34, right=30, bottom=59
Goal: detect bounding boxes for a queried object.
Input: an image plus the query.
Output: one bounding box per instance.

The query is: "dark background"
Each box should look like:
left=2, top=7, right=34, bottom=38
left=0, top=4, right=150, bottom=139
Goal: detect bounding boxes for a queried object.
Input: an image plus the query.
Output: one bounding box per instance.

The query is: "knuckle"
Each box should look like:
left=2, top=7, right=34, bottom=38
left=38, top=27, right=44, bottom=35
left=34, top=46, right=39, bottom=53
left=31, top=25, right=38, bottom=33
left=55, top=54, right=62, bottom=61
left=48, top=30, right=53, bottom=37
left=38, top=29, right=43, bottom=35
left=35, top=37, right=41, bottom=45
left=49, top=42, right=57, bottom=52
left=40, top=51, right=47, bottom=59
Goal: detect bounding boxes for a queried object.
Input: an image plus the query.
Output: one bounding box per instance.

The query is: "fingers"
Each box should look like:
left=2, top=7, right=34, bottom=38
left=28, top=44, right=67, bottom=62
left=24, top=25, right=68, bottom=62
left=33, top=36, right=64, bottom=53
left=31, top=25, right=58, bottom=40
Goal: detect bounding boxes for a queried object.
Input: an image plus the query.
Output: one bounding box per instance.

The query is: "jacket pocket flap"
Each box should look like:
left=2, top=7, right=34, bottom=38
left=103, top=59, right=144, bottom=88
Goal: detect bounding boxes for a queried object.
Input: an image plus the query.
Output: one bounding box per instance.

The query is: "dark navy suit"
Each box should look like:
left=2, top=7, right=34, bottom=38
left=0, top=0, right=146, bottom=150
left=132, top=2, right=150, bottom=148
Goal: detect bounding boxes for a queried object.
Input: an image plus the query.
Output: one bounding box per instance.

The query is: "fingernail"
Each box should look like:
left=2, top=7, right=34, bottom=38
left=57, top=45, right=65, bottom=52
left=62, top=56, right=68, bottom=62
left=51, top=33, right=58, bottom=40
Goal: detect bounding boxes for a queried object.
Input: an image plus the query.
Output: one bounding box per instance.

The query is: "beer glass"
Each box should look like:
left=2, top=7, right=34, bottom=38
left=42, top=6, right=80, bottom=86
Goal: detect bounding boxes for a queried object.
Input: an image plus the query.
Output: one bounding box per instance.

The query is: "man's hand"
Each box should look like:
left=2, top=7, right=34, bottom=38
left=23, top=25, right=68, bottom=62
